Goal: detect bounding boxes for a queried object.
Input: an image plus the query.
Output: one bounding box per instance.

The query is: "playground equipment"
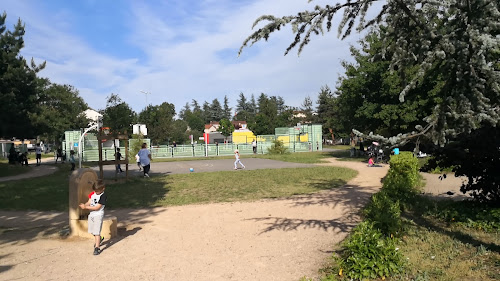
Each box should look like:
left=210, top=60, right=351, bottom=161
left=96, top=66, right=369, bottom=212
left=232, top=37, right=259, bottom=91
left=96, top=128, right=129, bottom=180
left=68, top=169, right=117, bottom=239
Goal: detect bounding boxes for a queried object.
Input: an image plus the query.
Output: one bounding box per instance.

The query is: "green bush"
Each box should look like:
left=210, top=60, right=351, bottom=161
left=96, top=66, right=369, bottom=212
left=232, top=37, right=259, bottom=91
left=337, top=221, right=404, bottom=280
left=129, top=134, right=145, bottom=158
left=382, top=152, right=420, bottom=204
left=364, top=191, right=402, bottom=236
left=267, top=139, right=289, bottom=154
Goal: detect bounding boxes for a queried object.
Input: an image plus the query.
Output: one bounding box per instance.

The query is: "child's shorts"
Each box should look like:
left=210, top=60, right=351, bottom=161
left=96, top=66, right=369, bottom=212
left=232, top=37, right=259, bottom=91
left=88, top=214, right=104, bottom=236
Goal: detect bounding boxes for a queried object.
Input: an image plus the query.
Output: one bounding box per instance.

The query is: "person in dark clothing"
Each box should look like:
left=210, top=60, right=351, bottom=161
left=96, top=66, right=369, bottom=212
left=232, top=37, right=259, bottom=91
left=20, top=152, right=28, bottom=166
left=56, top=147, right=63, bottom=163
left=115, top=147, right=124, bottom=173
left=8, top=144, right=16, bottom=164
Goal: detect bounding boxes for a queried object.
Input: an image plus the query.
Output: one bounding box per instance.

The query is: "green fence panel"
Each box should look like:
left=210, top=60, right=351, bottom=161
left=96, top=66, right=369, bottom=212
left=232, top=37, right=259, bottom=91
left=73, top=124, right=323, bottom=160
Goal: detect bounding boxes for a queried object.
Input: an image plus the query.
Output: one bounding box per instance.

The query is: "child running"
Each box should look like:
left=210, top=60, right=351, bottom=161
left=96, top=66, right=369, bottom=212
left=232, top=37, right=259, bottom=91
left=234, top=149, right=245, bottom=170
left=135, top=153, right=142, bottom=171
left=79, top=180, right=107, bottom=255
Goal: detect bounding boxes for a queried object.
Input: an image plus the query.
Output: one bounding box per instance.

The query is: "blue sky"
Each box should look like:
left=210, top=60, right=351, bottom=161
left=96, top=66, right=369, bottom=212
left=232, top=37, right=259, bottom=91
left=3, top=0, right=375, bottom=115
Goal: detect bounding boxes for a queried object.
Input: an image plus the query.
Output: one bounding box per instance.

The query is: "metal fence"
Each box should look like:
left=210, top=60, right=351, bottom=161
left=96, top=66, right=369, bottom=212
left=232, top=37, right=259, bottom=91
left=78, top=140, right=320, bottom=161
left=73, top=124, right=323, bottom=161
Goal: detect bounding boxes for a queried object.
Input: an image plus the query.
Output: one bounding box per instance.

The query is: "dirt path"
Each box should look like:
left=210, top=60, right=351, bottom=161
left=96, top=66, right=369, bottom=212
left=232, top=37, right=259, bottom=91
left=0, top=158, right=390, bottom=281
left=420, top=172, right=469, bottom=200
left=0, top=164, right=59, bottom=182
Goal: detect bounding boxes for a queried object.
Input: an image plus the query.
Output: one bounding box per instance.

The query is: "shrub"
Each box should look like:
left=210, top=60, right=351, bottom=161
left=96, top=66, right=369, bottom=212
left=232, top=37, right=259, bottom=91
left=382, top=152, right=420, bottom=205
left=129, top=134, right=145, bottom=158
left=364, top=191, right=402, bottom=235
left=267, top=139, right=289, bottom=154
left=337, top=221, right=404, bottom=280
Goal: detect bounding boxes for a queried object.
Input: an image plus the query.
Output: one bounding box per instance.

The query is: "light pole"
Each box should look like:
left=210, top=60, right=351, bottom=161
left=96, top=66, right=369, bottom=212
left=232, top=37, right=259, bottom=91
left=139, top=90, right=151, bottom=107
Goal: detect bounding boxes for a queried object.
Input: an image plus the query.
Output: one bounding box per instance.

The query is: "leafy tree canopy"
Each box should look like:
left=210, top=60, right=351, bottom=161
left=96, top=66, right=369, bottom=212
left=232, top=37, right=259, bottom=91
left=223, top=95, right=232, bottom=120
left=138, top=102, right=175, bottom=144
left=0, top=12, right=46, bottom=139
left=31, top=79, right=89, bottom=143
left=218, top=118, right=234, bottom=138
left=315, top=85, right=338, bottom=139
left=102, top=94, right=136, bottom=134
left=334, top=28, right=438, bottom=138
left=170, top=119, right=189, bottom=144
left=240, top=0, right=500, bottom=145
left=210, top=98, right=224, bottom=122
left=300, top=95, right=314, bottom=123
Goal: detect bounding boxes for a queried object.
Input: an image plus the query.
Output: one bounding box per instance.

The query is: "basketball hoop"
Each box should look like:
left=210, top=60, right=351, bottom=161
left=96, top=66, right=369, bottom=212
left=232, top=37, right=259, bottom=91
left=102, top=127, right=110, bottom=135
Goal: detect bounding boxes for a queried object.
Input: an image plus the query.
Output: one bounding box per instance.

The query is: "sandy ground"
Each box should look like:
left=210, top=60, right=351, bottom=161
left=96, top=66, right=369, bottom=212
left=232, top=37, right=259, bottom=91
left=0, top=157, right=466, bottom=281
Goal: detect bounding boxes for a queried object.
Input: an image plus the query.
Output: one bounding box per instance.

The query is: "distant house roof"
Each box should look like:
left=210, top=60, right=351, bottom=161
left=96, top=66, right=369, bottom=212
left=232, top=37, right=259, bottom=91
left=205, top=121, right=219, bottom=130
left=204, top=121, right=248, bottom=133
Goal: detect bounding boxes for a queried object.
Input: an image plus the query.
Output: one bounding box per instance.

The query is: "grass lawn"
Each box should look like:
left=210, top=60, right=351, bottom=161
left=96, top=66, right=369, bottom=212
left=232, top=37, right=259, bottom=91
left=253, top=151, right=333, bottom=164
left=325, top=149, right=367, bottom=163
left=323, top=144, right=352, bottom=150
left=0, top=165, right=69, bottom=211
left=0, top=166, right=357, bottom=211
left=0, top=163, right=30, bottom=178
left=397, top=198, right=500, bottom=280
left=314, top=197, right=500, bottom=281
left=398, top=216, right=500, bottom=280
left=149, top=151, right=335, bottom=164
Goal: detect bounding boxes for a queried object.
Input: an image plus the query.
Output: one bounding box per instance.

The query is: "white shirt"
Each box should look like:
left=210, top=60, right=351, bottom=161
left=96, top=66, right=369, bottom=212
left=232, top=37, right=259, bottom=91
left=89, top=191, right=106, bottom=217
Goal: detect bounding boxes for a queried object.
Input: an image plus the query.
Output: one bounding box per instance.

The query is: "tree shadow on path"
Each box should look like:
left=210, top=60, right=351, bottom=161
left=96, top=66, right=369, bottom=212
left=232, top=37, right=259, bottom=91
left=0, top=208, right=167, bottom=246
left=249, top=183, right=379, bottom=235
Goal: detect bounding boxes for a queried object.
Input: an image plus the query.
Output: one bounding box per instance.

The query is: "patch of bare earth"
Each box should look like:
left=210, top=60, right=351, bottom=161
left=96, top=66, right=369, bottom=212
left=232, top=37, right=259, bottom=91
left=0, top=158, right=388, bottom=281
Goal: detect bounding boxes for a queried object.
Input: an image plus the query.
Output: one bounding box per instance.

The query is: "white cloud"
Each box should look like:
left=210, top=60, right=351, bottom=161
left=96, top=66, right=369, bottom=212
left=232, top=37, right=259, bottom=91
left=4, top=0, right=381, bottom=114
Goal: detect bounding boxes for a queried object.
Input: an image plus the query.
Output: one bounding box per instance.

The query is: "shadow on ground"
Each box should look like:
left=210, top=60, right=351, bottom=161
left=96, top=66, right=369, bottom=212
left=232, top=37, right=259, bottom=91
left=0, top=208, right=167, bottom=246
left=403, top=212, right=500, bottom=254
left=100, top=226, right=142, bottom=253
left=249, top=184, right=377, bottom=235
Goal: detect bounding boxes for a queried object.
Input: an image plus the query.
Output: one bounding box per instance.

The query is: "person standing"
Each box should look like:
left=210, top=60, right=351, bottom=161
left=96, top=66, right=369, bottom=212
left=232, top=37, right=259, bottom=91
left=115, top=147, right=124, bottom=173
left=138, top=143, right=151, bottom=177
left=79, top=180, right=107, bottom=256
left=252, top=139, right=257, bottom=154
left=35, top=143, right=42, bottom=166
left=8, top=144, right=16, bottom=164
left=234, top=149, right=245, bottom=170
left=56, top=147, right=63, bottom=163
left=69, top=150, right=76, bottom=171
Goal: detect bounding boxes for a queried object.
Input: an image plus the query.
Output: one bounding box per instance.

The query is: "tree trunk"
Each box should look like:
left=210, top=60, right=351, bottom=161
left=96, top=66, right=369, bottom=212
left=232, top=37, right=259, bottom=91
left=328, top=128, right=335, bottom=142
